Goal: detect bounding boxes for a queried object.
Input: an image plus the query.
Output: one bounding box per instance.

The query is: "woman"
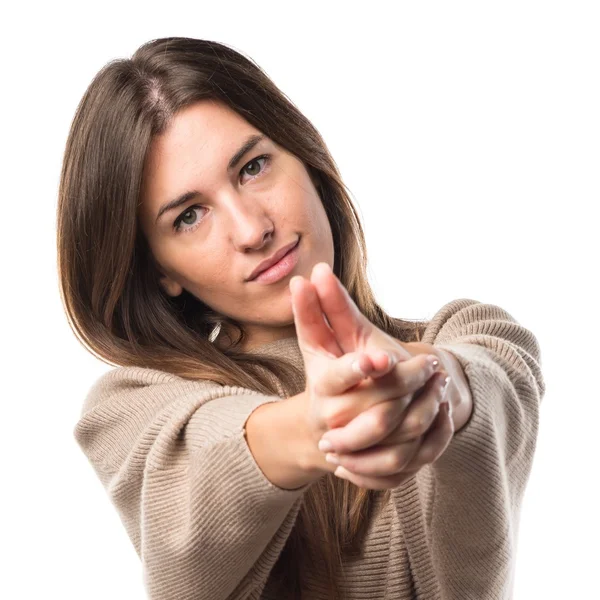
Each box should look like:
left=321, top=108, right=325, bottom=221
left=61, top=37, right=545, bottom=599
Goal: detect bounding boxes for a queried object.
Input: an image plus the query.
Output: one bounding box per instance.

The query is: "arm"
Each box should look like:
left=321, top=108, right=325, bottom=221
left=245, top=390, right=324, bottom=489
left=391, top=299, right=546, bottom=598
left=74, top=367, right=318, bottom=600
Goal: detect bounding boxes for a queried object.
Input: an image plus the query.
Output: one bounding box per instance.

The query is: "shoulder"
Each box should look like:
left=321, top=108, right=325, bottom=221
left=420, top=298, right=526, bottom=344
left=81, top=365, right=224, bottom=415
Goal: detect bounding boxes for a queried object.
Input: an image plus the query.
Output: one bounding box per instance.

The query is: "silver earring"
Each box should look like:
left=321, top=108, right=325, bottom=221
left=208, top=322, right=222, bottom=343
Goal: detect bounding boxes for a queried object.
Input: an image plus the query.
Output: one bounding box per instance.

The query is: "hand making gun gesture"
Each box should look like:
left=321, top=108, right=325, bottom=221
left=289, top=262, right=472, bottom=490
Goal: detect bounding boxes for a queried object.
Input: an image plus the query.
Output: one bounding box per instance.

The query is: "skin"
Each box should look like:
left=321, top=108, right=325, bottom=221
left=289, top=264, right=474, bottom=488
left=137, top=99, right=473, bottom=486
left=138, top=99, right=335, bottom=351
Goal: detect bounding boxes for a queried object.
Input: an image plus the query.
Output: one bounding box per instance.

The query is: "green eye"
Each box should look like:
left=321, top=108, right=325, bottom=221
left=172, top=154, right=272, bottom=234
left=241, top=154, right=270, bottom=180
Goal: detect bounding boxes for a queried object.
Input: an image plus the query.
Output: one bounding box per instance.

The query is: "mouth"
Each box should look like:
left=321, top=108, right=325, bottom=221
left=247, top=237, right=301, bottom=284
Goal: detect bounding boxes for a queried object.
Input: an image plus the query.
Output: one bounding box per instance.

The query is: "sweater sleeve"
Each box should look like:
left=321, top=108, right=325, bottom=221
left=391, top=298, right=546, bottom=600
left=73, top=366, right=311, bottom=600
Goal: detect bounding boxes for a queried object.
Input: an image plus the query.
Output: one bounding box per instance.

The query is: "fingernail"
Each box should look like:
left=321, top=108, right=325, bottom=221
left=334, top=466, right=350, bottom=480
left=351, top=359, right=367, bottom=377
left=289, top=276, right=302, bottom=293
left=441, top=374, right=451, bottom=391
left=318, top=438, right=333, bottom=452
left=325, top=453, right=340, bottom=465
left=316, top=262, right=332, bottom=275
left=427, top=355, right=440, bottom=370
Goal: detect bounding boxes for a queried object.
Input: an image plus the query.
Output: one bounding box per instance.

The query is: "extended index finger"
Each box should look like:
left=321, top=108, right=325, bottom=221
left=289, top=275, right=342, bottom=358
left=309, top=262, right=368, bottom=353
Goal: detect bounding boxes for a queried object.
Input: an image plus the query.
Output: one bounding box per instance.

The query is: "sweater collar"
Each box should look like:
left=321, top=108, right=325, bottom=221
left=252, top=335, right=300, bottom=355
left=250, top=336, right=306, bottom=385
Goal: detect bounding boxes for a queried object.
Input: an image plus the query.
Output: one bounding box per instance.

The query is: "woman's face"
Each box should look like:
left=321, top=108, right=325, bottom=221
left=138, top=100, right=334, bottom=350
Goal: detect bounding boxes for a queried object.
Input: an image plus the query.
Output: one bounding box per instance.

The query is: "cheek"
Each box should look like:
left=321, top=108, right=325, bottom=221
left=188, top=255, right=230, bottom=288
left=305, top=197, right=332, bottom=238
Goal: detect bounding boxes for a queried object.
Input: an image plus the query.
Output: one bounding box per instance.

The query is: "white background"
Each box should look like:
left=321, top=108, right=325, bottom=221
left=2, top=1, right=598, bottom=598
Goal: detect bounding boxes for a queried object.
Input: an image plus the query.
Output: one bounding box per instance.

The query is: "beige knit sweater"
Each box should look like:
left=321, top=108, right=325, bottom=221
left=73, top=298, right=545, bottom=599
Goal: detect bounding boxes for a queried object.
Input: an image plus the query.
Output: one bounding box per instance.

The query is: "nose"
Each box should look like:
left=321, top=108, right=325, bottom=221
left=222, top=191, right=274, bottom=252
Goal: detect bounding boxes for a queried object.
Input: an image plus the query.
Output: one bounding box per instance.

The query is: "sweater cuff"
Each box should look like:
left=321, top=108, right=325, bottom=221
left=431, top=342, right=506, bottom=467
left=194, top=392, right=313, bottom=498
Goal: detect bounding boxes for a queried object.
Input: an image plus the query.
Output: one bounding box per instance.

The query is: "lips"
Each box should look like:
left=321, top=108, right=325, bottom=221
left=247, top=238, right=299, bottom=282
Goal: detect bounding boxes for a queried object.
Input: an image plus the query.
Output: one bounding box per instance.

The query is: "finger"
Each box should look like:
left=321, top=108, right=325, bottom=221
left=319, top=355, right=441, bottom=453
left=289, top=275, right=343, bottom=358
left=309, top=262, right=371, bottom=353
left=402, top=401, right=454, bottom=470
left=364, top=348, right=400, bottom=377
left=349, top=351, right=440, bottom=405
left=316, top=351, right=377, bottom=398
left=331, top=406, right=453, bottom=489
left=320, top=393, right=411, bottom=454
left=288, top=275, right=395, bottom=380
left=333, top=370, right=447, bottom=453
left=381, top=371, right=451, bottom=445
left=392, top=353, right=442, bottom=397
left=325, top=436, right=423, bottom=478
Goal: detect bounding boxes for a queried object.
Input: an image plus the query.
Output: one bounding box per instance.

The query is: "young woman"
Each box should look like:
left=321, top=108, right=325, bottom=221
left=61, top=37, right=545, bottom=600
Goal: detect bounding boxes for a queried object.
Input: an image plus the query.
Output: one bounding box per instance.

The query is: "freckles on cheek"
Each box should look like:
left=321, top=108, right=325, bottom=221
left=210, top=262, right=234, bottom=288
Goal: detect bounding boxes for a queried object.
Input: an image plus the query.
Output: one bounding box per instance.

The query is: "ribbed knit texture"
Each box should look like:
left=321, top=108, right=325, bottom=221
left=73, top=298, right=545, bottom=599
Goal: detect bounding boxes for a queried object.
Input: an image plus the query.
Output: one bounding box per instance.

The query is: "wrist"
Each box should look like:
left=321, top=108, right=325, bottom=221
left=245, top=394, right=324, bottom=490
left=293, top=391, right=335, bottom=477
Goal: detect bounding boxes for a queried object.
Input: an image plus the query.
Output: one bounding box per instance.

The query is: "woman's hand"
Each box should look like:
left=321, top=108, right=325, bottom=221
left=318, top=371, right=454, bottom=490
left=290, top=262, right=456, bottom=490
left=289, top=271, right=439, bottom=441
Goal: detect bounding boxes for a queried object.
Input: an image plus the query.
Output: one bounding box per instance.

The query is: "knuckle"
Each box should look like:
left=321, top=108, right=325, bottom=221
left=416, top=355, right=434, bottom=380
left=387, top=450, right=409, bottom=473
left=370, top=412, right=391, bottom=440
left=321, top=406, right=338, bottom=428
left=321, top=401, right=352, bottom=430
left=403, top=413, right=428, bottom=437
left=394, top=361, right=414, bottom=390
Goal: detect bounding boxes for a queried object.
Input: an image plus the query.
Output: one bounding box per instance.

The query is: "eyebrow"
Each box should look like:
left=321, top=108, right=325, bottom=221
left=154, top=134, right=266, bottom=225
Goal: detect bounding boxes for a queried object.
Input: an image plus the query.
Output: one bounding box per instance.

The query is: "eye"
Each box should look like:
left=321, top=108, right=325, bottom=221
left=172, top=154, right=272, bottom=234
left=240, top=154, right=270, bottom=182
left=172, top=205, right=205, bottom=234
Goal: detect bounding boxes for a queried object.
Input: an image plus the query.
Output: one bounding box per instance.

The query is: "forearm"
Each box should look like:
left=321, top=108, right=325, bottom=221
left=244, top=392, right=326, bottom=490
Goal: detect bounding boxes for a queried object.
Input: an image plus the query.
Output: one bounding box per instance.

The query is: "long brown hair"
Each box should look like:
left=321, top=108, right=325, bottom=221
left=57, top=37, right=428, bottom=599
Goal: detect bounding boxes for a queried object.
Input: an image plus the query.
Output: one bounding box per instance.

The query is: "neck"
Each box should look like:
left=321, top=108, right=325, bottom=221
left=213, top=321, right=298, bottom=353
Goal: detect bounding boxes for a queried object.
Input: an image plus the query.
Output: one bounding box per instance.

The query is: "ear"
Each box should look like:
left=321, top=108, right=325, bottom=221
left=159, top=274, right=183, bottom=297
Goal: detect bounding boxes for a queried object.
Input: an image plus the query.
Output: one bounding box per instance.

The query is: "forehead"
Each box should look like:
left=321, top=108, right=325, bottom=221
left=146, top=100, right=257, bottom=174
